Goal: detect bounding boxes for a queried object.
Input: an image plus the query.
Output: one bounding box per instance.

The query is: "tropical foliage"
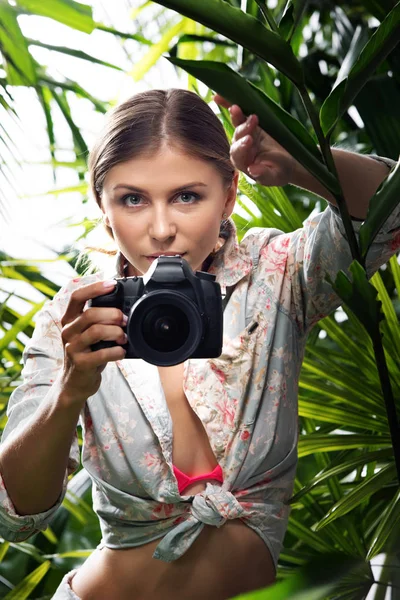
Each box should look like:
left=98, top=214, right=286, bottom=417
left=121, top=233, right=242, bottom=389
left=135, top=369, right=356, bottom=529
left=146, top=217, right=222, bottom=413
left=0, top=0, right=399, bottom=598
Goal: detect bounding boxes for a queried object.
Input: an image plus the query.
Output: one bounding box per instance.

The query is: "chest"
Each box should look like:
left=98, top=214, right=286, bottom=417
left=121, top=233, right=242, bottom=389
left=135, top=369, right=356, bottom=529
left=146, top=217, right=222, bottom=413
left=157, top=364, right=218, bottom=477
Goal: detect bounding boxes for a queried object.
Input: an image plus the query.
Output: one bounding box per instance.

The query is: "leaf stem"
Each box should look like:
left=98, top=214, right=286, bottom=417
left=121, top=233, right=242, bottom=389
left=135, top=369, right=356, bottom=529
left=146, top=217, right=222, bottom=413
left=372, top=329, right=400, bottom=485
left=253, top=0, right=280, bottom=33
left=298, top=85, right=363, bottom=265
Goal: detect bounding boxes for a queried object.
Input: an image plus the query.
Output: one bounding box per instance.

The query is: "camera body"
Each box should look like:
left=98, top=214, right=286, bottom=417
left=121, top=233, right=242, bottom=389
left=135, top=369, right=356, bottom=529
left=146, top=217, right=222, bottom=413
left=88, top=255, right=223, bottom=366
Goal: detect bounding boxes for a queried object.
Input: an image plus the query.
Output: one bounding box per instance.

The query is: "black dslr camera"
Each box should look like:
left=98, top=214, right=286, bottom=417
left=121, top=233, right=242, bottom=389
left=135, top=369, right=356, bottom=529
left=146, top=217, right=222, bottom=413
left=88, top=255, right=223, bottom=366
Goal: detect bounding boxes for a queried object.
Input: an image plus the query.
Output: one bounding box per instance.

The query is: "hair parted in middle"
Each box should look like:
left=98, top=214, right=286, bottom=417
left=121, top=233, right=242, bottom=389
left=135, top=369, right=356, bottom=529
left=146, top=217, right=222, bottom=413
left=88, top=88, right=237, bottom=262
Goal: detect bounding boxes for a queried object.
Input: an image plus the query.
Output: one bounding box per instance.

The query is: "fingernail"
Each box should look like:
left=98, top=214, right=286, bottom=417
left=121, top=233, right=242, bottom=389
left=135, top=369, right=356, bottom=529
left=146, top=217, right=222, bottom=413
left=103, top=279, right=116, bottom=288
left=122, top=314, right=128, bottom=325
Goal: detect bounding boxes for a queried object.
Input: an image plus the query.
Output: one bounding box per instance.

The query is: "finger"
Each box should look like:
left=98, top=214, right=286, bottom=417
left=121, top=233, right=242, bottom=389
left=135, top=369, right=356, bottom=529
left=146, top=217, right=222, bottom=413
left=61, top=280, right=117, bottom=327
left=212, top=94, right=231, bottom=109
left=212, top=94, right=248, bottom=127
left=62, top=307, right=126, bottom=344
left=73, top=345, right=127, bottom=370
left=232, top=114, right=259, bottom=144
left=72, top=323, right=127, bottom=353
left=230, top=135, right=257, bottom=173
left=229, top=105, right=248, bottom=128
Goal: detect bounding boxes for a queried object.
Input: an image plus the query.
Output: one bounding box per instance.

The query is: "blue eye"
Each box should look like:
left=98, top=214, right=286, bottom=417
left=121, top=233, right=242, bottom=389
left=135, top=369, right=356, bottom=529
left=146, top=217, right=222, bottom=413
left=121, top=191, right=200, bottom=207
left=122, top=194, right=142, bottom=206
left=177, top=192, right=199, bottom=203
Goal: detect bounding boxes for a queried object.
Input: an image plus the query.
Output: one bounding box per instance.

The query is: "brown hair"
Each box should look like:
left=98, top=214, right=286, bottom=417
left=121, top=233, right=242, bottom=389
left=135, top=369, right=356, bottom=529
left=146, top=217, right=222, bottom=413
left=88, top=89, right=236, bottom=267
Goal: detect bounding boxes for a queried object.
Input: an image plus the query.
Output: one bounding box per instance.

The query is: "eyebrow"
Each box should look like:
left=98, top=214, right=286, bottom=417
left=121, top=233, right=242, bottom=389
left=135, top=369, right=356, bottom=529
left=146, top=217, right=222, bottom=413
left=111, top=182, right=208, bottom=194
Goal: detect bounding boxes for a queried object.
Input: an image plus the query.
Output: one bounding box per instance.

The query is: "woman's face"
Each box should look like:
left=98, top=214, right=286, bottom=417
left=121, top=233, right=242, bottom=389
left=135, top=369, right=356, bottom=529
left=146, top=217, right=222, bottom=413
left=100, top=145, right=238, bottom=276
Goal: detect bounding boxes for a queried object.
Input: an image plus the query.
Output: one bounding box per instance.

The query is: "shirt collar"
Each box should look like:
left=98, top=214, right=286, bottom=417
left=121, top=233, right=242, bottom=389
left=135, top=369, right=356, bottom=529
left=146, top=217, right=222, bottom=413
left=207, top=218, right=253, bottom=294
left=114, top=218, right=253, bottom=293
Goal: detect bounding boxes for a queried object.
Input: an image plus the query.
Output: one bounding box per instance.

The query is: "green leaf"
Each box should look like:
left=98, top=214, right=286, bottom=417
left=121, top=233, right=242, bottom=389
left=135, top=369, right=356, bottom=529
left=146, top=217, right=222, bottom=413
left=36, top=86, right=56, bottom=179
left=153, top=0, right=304, bottom=84
left=50, top=89, right=88, bottom=157
left=389, top=253, right=400, bottom=295
left=298, top=434, right=392, bottom=458
left=318, top=79, right=347, bottom=138
left=315, top=463, right=397, bottom=530
left=359, top=158, right=400, bottom=257
left=287, top=517, right=337, bottom=553
left=317, top=315, right=377, bottom=372
left=167, top=58, right=340, bottom=195
left=292, top=449, right=393, bottom=500
left=26, top=39, right=124, bottom=71
left=4, top=560, right=51, bottom=599
left=278, top=3, right=294, bottom=39
left=325, top=260, right=384, bottom=337
left=0, top=302, right=45, bottom=355
left=22, top=183, right=88, bottom=197
left=298, top=398, right=388, bottom=432
left=130, top=18, right=188, bottom=81
left=233, top=553, right=361, bottom=600
left=0, top=3, right=37, bottom=86
left=15, top=0, right=95, bottom=34
left=366, top=488, right=400, bottom=559
left=370, top=271, right=400, bottom=363
left=253, top=0, right=279, bottom=34
left=320, top=2, right=400, bottom=136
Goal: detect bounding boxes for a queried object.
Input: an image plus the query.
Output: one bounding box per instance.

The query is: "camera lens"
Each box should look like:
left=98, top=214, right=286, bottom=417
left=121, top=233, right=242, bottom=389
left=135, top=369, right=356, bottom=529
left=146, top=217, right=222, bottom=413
left=127, top=290, right=203, bottom=366
left=142, top=305, right=190, bottom=352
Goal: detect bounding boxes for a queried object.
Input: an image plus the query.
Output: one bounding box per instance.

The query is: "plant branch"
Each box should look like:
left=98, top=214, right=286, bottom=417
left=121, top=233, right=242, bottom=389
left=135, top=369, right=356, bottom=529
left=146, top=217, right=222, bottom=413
left=372, top=329, right=400, bottom=484
left=297, top=84, right=363, bottom=265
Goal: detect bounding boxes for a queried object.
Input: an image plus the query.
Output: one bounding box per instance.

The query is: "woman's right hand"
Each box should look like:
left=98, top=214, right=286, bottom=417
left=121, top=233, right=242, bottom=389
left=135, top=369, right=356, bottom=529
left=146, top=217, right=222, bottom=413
left=213, top=94, right=297, bottom=187
left=60, top=280, right=127, bottom=405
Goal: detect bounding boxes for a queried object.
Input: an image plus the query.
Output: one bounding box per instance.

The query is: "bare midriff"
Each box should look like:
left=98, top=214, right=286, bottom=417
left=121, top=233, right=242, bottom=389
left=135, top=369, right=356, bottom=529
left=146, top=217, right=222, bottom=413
left=70, top=364, right=276, bottom=599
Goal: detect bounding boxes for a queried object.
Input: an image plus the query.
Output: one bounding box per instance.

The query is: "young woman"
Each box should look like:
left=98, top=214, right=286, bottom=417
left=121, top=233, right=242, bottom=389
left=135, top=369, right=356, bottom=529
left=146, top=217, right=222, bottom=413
left=0, top=89, right=398, bottom=600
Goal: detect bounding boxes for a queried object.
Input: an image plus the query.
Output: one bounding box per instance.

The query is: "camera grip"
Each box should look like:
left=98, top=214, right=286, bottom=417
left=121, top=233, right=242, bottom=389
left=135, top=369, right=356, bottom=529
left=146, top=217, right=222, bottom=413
left=87, top=284, right=125, bottom=353
left=91, top=339, right=118, bottom=352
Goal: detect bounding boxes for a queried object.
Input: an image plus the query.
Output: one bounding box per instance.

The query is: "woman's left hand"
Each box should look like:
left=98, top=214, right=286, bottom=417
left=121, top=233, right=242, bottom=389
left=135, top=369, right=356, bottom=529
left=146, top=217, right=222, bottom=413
left=213, top=94, right=298, bottom=187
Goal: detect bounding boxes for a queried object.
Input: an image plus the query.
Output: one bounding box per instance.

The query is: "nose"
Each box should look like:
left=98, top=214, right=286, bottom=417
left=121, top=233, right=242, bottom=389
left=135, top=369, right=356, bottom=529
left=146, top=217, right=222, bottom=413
left=148, top=206, right=177, bottom=242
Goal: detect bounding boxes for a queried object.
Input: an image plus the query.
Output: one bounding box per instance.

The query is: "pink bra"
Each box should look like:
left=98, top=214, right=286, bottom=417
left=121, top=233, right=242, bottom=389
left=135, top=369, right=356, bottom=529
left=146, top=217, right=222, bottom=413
left=173, top=463, right=224, bottom=494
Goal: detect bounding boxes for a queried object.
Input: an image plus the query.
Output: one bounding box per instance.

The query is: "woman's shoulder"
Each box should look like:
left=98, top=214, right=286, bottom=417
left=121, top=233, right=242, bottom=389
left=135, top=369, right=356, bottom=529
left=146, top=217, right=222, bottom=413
left=239, top=225, right=287, bottom=255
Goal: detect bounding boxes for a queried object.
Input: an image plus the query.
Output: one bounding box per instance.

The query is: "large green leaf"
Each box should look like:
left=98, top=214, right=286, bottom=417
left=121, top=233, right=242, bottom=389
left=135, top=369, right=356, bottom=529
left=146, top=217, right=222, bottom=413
left=292, top=449, right=393, bottom=500
left=15, top=0, right=95, bottom=34
left=326, top=260, right=384, bottom=337
left=315, top=463, right=397, bottom=529
left=298, top=398, right=388, bottom=432
left=4, top=559, right=51, bottom=599
left=366, top=488, right=400, bottom=559
left=298, top=434, right=392, bottom=458
left=370, top=271, right=400, bottom=363
left=26, top=39, right=124, bottom=71
left=359, top=157, right=400, bottom=257
left=0, top=2, right=37, bottom=86
left=320, top=1, right=400, bottom=136
left=153, top=0, right=304, bottom=84
left=168, top=58, right=340, bottom=195
left=0, top=302, right=45, bottom=355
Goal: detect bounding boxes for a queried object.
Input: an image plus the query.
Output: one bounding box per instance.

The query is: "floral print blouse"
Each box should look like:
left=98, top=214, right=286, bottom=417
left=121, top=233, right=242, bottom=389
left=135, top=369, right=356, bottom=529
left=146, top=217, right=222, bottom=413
left=0, top=167, right=399, bottom=569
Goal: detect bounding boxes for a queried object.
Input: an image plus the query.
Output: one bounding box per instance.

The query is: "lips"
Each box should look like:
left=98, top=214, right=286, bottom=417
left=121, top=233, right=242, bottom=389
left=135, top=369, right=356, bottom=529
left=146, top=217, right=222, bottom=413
left=146, top=253, right=186, bottom=258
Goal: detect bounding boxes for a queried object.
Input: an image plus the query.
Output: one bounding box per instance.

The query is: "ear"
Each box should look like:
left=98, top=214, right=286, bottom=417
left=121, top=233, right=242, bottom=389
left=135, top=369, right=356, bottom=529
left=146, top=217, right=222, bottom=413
left=101, top=209, right=111, bottom=228
left=224, top=170, right=239, bottom=217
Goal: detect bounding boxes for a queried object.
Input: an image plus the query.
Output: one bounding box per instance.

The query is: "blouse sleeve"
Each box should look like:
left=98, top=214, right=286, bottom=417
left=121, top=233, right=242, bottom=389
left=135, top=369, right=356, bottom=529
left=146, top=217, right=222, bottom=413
left=287, top=155, right=400, bottom=335
left=0, top=294, right=81, bottom=542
